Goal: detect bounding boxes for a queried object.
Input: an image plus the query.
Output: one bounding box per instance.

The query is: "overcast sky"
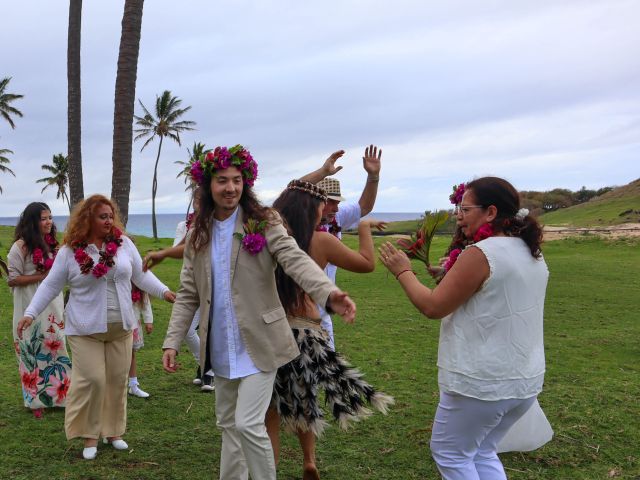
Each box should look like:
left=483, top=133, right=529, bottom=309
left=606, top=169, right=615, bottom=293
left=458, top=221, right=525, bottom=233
left=1, top=0, right=639, bottom=217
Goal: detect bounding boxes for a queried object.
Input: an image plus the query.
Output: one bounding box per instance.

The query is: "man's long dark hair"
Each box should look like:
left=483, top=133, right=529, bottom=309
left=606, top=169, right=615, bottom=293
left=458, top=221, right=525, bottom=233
left=14, top=202, right=58, bottom=255
left=272, top=187, right=326, bottom=315
left=190, top=176, right=270, bottom=252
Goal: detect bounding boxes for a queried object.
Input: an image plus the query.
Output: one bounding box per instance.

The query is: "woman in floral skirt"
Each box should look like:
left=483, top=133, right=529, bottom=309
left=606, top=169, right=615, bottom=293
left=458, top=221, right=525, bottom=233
left=8, top=202, right=72, bottom=418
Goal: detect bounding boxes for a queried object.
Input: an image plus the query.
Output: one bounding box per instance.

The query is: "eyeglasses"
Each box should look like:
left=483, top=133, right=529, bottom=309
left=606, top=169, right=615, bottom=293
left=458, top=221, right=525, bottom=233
left=455, top=205, right=485, bottom=216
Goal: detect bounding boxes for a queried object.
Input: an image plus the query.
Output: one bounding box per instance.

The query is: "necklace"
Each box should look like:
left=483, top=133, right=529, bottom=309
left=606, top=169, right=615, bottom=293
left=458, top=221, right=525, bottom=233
left=73, top=228, right=123, bottom=278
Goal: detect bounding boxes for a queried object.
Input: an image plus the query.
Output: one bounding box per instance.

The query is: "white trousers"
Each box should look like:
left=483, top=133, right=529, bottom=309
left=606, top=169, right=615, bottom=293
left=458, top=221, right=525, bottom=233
left=430, top=391, right=536, bottom=480
left=183, top=309, right=201, bottom=362
left=214, top=371, right=277, bottom=480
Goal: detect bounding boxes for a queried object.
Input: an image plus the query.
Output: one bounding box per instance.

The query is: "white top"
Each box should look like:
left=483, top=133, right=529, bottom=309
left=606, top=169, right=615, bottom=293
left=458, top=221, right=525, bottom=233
left=209, top=208, right=260, bottom=379
left=133, top=300, right=154, bottom=324
left=324, top=202, right=361, bottom=283
left=438, top=236, right=549, bottom=401
left=173, top=220, right=188, bottom=247
left=24, top=236, right=169, bottom=336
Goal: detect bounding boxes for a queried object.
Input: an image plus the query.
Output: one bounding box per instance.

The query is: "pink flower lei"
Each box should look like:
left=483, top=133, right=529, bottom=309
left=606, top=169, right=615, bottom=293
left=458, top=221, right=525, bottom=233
left=73, top=228, right=123, bottom=278
left=33, top=233, right=59, bottom=273
left=443, top=223, right=494, bottom=273
left=189, top=144, right=258, bottom=187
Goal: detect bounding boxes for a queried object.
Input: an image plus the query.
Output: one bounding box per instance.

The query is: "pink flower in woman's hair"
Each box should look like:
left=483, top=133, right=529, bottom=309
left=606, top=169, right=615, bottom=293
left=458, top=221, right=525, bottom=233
left=473, top=223, right=494, bottom=243
left=105, top=242, right=118, bottom=256
left=242, top=233, right=267, bottom=255
left=32, top=248, right=43, bottom=265
left=45, top=375, right=70, bottom=404
left=92, top=263, right=109, bottom=278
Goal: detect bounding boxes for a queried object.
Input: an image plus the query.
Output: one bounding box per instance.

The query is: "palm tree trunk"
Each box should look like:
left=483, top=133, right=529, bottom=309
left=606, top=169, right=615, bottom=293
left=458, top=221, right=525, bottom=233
left=151, top=136, right=163, bottom=240
left=111, top=0, right=144, bottom=227
left=67, top=0, right=84, bottom=211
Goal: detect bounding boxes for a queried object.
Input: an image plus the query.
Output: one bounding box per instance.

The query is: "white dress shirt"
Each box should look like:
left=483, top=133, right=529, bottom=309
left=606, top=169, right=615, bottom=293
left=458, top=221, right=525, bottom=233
left=209, top=208, right=260, bottom=379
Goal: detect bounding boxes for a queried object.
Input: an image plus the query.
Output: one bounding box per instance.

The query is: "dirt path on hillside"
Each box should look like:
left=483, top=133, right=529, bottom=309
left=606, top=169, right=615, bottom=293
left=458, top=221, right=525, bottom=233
left=543, top=223, right=640, bottom=240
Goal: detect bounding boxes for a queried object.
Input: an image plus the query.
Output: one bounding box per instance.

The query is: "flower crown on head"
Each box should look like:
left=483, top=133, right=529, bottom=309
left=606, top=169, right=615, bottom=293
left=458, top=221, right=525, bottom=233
left=449, top=183, right=466, bottom=205
left=286, top=180, right=328, bottom=201
left=189, top=144, right=258, bottom=187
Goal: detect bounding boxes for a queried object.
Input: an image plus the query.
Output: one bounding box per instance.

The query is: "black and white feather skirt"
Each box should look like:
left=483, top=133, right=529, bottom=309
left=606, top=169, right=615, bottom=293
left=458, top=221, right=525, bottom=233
left=271, top=322, right=394, bottom=437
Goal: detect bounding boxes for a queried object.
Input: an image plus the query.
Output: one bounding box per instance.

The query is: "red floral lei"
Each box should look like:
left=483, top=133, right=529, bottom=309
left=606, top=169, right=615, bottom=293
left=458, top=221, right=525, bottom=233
left=443, top=223, right=494, bottom=272
left=33, top=233, right=59, bottom=273
left=73, top=228, right=123, bottom=279
left=316, top=219, right=341, bottom=237
left=131, top=284, right=143, bottom=303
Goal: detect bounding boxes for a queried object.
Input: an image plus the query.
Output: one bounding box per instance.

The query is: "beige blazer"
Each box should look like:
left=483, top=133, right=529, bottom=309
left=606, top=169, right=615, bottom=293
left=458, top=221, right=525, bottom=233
left=163, top=207, right=336, bottom=372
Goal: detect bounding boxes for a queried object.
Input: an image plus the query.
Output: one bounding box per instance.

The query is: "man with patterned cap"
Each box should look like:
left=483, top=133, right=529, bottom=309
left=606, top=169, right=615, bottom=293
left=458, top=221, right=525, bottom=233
left=300, top=145, right=383, bottom=348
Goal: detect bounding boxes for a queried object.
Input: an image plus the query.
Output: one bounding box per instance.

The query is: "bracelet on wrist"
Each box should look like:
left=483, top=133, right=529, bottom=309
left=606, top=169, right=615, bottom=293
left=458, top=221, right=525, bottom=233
left=395, top=269, right=414, bottom=280
left=367, top=175, right=380, bottom=183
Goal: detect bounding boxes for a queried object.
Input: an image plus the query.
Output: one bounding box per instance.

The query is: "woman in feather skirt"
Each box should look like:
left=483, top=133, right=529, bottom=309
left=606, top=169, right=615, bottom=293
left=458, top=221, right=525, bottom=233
left=267, top=180, right=394, bottom=480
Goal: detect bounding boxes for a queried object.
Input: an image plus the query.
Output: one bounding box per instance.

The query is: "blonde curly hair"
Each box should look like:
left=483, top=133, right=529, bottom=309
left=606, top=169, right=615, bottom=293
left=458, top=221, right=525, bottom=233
left=63, top=194, right=125, bottom=247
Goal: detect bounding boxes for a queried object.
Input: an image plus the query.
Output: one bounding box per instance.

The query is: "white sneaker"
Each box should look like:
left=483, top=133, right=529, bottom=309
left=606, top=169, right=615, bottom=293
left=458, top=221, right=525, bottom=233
left=128, top=385, right=150, bottom=398
left=103, top=437, right=129, bottom=450
left=82, top=447, right=97, bottom=460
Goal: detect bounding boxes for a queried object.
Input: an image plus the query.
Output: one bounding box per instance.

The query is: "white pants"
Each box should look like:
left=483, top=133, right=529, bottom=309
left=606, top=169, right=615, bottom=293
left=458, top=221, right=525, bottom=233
left=183, top=309, right=200, bottom=362
left=430, top=391, right=536, bottom=480
left=214, top=371, right=277, bottom=480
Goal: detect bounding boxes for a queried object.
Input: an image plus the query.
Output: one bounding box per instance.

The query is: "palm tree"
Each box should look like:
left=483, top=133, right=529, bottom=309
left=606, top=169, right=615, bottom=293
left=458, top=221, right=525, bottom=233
left=0, top=77, right=24, bottom=129
left=0, top=147, right=15, bottom=193
left=175, top=141, right=210, bottom=214
left=134, top=91, right=195, bottom=239
left=37, top=153, right=70, bottom=209
left=111, top=0, right=145, bottom=226
left=67, top=0, right=85, bottom=208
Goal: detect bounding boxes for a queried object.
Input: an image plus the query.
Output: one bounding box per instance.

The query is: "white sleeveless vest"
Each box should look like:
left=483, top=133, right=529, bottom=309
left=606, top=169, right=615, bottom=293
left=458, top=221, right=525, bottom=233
left=437, top=236, right=549, bottom=400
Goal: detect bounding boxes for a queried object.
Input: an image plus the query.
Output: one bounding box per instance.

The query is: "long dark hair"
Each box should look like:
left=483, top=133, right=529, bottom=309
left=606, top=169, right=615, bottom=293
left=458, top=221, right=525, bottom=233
left=190, top=176, right=270, bottom=252
left=272, top=183, right=326, bottom=315
left=466, top=176, right=543, bottom=258
left=14, top=202, right=58, bottom=255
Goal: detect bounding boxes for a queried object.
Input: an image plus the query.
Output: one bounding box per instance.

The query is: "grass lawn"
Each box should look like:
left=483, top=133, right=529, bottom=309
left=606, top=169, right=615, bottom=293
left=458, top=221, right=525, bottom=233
left=0, top=225, right=639, bottom=479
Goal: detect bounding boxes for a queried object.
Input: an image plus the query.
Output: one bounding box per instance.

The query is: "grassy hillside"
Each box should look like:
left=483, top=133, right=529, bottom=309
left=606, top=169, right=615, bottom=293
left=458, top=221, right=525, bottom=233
left=542, top=178, right=640, bottom=227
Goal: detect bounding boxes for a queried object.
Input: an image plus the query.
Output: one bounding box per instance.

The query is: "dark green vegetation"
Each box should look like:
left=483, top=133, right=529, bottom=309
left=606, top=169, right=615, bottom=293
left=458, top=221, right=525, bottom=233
left=0, top=226, right=638, bottom=479
left=541, top=179, right=640, bottom=227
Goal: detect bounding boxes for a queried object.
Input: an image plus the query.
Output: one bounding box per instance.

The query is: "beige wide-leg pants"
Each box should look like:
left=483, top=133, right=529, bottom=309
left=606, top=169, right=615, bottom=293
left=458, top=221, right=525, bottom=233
left=214, top=371, right=277, bottom=480
left=65, top=323, right=133, bottom=440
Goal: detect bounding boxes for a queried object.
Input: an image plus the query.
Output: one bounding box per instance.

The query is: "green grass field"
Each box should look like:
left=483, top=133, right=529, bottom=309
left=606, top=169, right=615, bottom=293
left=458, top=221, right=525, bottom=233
left=1, top=225, right=639, bottom=479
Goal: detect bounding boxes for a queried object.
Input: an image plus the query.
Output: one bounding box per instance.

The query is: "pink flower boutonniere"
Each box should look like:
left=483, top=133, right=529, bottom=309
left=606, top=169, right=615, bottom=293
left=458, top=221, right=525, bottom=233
left=234, top=218, right=267, bottom=256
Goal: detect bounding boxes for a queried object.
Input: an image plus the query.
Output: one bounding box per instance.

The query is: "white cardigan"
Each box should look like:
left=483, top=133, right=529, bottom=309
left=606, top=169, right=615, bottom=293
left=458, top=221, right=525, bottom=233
left=24, top=236, right=169, bottom=336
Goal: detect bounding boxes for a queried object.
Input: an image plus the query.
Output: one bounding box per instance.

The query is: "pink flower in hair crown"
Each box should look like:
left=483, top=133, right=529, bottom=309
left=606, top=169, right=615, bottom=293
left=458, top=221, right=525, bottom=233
left=190, top=144, right=258, bottom=186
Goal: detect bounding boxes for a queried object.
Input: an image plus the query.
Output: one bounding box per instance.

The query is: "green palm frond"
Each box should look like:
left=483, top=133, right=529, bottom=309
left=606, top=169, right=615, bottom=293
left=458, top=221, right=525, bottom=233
left=0, top=77, right=24, bottom=129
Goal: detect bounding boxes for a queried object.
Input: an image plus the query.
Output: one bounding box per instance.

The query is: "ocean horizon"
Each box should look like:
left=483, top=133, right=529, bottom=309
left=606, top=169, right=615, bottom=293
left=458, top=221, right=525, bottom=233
left=0, top=212, right=422, bottom=239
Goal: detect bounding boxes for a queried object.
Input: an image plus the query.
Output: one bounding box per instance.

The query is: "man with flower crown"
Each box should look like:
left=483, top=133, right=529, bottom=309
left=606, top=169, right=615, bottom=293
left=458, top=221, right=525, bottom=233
left=162, top=145, right=356, bottom=480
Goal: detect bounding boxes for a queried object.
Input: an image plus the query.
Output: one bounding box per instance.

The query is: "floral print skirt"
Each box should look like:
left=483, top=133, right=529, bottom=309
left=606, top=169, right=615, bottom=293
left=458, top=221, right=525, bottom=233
left=13, top=297, right=72, bottom=410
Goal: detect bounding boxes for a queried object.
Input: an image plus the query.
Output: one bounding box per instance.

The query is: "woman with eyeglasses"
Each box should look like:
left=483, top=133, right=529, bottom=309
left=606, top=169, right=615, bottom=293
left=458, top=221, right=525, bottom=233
left=379, top=176, right=548, bottom=480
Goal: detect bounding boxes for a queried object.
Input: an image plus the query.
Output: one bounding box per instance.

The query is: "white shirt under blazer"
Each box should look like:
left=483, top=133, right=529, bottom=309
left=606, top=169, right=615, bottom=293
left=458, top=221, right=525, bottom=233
left=438, top=236, right=549, bottom=401
left=24, top=236, right=169, bottom=336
